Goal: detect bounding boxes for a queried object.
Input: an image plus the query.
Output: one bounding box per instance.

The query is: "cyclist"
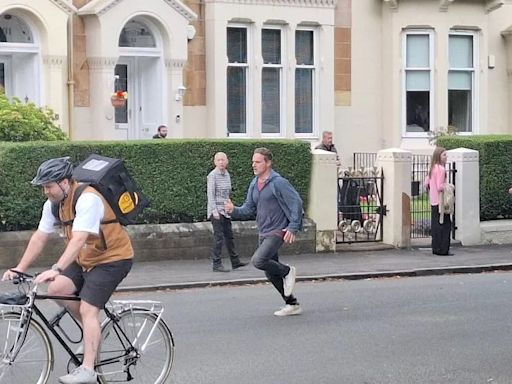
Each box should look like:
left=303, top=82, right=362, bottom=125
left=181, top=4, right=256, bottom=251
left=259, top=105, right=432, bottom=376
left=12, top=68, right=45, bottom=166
left=2, top=157, right=133, bottom=384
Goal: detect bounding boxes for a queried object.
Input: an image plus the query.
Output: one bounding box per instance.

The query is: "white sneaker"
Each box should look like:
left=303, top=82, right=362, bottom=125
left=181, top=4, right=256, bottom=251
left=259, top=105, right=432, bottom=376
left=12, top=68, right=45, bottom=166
left=283, top=266, right=296, bottom=297
left=59, top=365, right=97, bottom=384
left=274, top=304, right=302, bottom=317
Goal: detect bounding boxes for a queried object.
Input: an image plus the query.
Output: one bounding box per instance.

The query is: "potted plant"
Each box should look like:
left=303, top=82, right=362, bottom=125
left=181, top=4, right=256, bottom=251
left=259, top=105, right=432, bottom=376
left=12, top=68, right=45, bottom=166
left=111, top=90, right=128, bottom=108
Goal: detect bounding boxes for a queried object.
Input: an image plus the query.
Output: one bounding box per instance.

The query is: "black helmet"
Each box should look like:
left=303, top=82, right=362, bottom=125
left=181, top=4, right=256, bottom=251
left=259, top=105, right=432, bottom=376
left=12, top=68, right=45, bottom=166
left=31, top=157, right=73, bottom=186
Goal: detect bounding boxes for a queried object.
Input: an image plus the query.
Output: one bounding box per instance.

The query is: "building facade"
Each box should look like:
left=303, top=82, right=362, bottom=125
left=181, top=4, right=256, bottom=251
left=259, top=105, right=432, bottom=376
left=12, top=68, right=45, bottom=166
left=1, top=0, right=511, bottom=164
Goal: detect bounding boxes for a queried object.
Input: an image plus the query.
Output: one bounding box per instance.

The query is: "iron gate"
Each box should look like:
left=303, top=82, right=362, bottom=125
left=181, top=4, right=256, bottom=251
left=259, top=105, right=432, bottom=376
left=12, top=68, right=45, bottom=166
left=411, top=155, right=456, bottom=239
left=337, top=168, right=384, bottom=243
left=352, top=152, right=457, bottom=240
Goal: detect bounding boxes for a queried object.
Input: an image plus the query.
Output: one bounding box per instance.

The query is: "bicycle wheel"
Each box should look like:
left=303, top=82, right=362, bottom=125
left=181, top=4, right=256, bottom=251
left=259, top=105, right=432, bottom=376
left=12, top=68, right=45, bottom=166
left=0, top=312, right=53, bottom=384
left=97, top=309, right=174, bottom=383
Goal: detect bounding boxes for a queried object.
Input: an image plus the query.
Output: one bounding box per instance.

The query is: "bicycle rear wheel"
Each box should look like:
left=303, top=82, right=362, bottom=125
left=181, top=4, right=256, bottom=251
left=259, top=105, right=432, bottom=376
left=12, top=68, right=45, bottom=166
left=0, top=312, right=53, bottom=384
left=97, top=309, right=174, bottom=383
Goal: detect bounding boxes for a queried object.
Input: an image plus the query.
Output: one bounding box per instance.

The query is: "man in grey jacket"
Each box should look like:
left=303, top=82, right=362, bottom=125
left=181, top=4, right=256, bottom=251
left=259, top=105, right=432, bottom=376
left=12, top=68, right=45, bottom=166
left=225, top=147, right=303, bottom=316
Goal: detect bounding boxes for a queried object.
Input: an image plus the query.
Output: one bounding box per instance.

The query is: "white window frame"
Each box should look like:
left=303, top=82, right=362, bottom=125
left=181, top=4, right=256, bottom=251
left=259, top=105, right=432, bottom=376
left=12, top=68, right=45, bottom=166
left=448, top=30, right=478, bottom=135
left=261, top=25, right=285, bottom=137
left=0, top=14, right=41, bottom=104
left=401, top=29, right=435, bottom=138
left=226, top=23, right=252, bottom=138
left=294, top=26, right=318, bottom=138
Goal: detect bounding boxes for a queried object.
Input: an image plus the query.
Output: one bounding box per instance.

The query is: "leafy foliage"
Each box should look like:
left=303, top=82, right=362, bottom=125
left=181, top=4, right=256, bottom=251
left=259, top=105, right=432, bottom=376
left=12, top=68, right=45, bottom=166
left=0, top=94, right=67, bottom=142
left=0, top=140, right=312, bottom=231
left=438, top=135, right=512, bottom=221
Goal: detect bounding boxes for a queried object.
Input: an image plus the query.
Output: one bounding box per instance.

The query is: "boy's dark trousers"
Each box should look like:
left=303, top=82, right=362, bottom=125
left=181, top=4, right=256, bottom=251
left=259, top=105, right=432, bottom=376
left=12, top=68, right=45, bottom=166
left=211, top=215, right=241, bottom=267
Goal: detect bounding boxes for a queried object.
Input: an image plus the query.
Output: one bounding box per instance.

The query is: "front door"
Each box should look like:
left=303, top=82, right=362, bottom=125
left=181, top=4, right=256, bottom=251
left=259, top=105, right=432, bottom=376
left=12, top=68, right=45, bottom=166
left=115, top=57, right=163, bottom=140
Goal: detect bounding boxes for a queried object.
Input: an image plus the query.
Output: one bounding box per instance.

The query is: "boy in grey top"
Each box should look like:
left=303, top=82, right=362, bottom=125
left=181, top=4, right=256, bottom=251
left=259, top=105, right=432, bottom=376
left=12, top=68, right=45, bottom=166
left=225, top=148, right=303, bottom=316
left=207, top=152, right=248, bottom=272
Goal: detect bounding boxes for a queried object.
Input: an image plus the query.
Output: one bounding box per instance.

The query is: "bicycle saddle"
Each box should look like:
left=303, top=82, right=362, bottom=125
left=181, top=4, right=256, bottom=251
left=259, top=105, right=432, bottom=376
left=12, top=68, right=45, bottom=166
left=0, top=292, right=28, bottom=305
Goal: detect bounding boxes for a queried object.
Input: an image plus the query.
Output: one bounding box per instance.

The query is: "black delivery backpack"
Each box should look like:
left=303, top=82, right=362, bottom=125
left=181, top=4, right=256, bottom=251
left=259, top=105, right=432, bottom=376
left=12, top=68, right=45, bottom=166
left=60, top=154, right=149, bottom=226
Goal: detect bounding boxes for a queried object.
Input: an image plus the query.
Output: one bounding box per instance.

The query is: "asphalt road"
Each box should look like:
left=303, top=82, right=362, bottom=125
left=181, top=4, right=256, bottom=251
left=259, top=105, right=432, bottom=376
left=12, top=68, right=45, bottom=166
left=158, top=273, right=512, bottom=384
left=7, top=272, right=512, bottom=383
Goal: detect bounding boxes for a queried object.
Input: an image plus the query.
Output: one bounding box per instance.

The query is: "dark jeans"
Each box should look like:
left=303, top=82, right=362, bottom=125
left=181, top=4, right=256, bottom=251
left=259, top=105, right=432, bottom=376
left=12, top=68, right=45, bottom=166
left=211, top=215, right=240, bottom=267
left=431, top=205, right=451, bottom=255
left=251, top=235, right=298, bottom=305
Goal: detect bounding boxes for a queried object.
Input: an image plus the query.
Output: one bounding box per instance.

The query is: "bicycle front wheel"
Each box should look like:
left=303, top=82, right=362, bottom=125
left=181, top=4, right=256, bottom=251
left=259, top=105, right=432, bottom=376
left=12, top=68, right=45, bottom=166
left=97, top=309, right=175, bottom=384
left=0, top=312, right=53, bottom=384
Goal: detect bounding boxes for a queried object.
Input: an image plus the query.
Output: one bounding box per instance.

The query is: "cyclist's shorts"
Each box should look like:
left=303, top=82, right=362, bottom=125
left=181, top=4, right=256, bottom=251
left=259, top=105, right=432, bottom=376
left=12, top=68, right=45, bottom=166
left=62, top=259, right=132, bottom=308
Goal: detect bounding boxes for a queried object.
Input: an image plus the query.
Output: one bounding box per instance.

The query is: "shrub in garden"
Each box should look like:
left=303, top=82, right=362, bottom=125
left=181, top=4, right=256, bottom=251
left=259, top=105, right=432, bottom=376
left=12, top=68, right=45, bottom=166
left=0, top=94, right=67, bottom=142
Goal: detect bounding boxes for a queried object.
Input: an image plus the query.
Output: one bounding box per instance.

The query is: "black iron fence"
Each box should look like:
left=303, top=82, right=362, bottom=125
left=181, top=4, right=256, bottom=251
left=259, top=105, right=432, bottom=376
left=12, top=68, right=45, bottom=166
left=411, top=156, right=456, bottom=239
left=351, top=152, right=456, bottom=240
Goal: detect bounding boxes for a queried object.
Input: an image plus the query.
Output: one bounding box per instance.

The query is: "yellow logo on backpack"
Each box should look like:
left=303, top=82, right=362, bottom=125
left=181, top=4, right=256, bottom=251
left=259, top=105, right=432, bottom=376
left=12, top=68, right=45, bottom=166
left=118, top=191, right=139, bottom=214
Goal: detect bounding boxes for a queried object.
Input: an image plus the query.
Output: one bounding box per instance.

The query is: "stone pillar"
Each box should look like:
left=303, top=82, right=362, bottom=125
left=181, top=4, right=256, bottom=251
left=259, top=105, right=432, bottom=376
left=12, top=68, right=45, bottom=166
left=308, top=149, right=338, bottom=252
left=376, top=148, right=412, bottom=248
left=446, top=148, right=481, bottom=245
left=43, top=55, right=67, bottom=134
left=87, top=57, right=120, bottom=140
left=166, top=59, right=186, bottom=138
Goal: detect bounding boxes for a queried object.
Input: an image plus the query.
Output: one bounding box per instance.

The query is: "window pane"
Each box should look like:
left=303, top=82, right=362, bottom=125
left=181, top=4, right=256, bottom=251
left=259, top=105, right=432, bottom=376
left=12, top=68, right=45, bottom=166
left=295, top=68, right=313, bottom=133
left=119, top=19, right=156, bottom=48
left=114, top=65, right=128, bottom=124
left=406, top=35, right=429, bottom=68
left=227, top=27, right=247, bottom=63
left=449, top=89, right=472, bottom=132
left=448, top=71, right=471, bottom=90
left=406, top=71, right=430, bottom=91
left=296, top=30, right=314, bottom=65
left=0, top=14, right=33, bottom=43
left=449, top=35, right=473, bottom=68
left=262, top=29, right=281, bottom=64
left=262, top=68, right=280, bottom=133
left=227, top=66, right=246, bottom=134
left=406, top=91, right=429, bottom=132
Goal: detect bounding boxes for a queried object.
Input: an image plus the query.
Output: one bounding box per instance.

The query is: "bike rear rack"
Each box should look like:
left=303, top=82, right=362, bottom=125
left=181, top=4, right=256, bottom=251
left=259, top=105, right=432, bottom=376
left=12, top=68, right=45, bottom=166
left=107, top=299, right=165, bottom=317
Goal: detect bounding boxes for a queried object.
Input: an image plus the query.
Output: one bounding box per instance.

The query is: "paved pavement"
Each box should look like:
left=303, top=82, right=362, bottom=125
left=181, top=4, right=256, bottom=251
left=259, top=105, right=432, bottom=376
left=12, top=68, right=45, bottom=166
left=117, top=243, right=512, bottom=292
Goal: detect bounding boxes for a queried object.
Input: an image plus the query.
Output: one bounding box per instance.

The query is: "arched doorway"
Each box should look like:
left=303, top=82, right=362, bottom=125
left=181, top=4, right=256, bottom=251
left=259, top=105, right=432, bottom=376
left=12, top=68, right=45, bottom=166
left=115, top=17, right=165, bottom=140
left=0, top=13, right=40, bottom=103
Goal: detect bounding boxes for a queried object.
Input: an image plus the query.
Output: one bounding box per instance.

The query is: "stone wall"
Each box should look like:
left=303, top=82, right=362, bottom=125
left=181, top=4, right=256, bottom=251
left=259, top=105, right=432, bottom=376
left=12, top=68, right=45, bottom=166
left=0, top=220, right=316, bottom=269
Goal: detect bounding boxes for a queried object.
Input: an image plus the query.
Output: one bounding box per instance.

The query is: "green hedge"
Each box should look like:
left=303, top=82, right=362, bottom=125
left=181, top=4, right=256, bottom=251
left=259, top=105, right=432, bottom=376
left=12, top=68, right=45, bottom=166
left=438, top=135, right=512, bottom=221
left=0, top=140, right=311, bottom=232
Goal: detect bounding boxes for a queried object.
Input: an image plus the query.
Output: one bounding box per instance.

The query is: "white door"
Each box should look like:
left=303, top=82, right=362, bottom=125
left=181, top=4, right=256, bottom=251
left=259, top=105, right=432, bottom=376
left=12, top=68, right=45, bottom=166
left=115, top=57, right=163, bottom=140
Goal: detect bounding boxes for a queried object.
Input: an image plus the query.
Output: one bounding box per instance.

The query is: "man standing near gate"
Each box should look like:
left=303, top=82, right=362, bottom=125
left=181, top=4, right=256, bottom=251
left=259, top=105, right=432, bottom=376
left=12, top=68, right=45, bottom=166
left=225, top=147, right=303, bottom=316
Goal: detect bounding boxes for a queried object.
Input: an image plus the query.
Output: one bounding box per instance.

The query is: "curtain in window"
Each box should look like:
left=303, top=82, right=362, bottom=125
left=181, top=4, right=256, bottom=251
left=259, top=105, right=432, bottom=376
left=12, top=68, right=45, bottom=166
left=295, top=68, right=313, bottom=133
left=448, top=35, right=473, bottom=132
left=405, top=34, right=430, bottom=132
left=227, top=67, right=247, bottom=134
left=262, top=68, right=280, bottom=133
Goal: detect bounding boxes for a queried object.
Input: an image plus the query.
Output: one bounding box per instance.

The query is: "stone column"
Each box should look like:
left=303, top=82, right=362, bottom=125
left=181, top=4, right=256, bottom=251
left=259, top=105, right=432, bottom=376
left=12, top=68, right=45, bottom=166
left=43, top=55, right=67, bottom=134
left=446, top=148, right=481, bottom=245
left=308, top=149, right=338, bottom=252
left=87, top=57, right=120, bottom=140
left=166, top=58, right=186, bottom=138
left=376, top=148, right=412, bottom=247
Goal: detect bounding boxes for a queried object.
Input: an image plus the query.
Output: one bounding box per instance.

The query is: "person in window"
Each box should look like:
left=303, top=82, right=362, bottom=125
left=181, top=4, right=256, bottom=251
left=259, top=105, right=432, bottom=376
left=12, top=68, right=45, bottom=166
left=207, top=152, right=248, bottom=272
left=152, top=125, right=168, bottom=139
left=225, top=147, right=303, bottom=316
left=424, top=147, right=453, bottom=256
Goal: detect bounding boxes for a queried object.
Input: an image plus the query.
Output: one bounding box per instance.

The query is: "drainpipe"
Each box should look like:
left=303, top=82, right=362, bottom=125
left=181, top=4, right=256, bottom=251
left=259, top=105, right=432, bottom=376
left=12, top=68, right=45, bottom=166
left=66, top=12, right=75, bottom=140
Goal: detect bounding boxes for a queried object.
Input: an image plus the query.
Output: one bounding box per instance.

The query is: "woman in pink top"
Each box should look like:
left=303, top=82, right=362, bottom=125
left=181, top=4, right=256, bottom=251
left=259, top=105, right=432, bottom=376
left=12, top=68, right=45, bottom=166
left=424, top=147, right=452, bottom=256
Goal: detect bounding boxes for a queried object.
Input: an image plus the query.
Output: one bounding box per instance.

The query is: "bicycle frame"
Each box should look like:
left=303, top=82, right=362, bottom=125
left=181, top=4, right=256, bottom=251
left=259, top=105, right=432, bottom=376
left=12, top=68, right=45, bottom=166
left=30, top=294, right=149, bottom=375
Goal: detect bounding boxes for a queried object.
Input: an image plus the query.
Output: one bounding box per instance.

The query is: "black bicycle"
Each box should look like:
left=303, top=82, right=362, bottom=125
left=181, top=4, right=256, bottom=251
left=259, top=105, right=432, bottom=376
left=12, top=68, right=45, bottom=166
left=0, top=270, right=175, bottom=383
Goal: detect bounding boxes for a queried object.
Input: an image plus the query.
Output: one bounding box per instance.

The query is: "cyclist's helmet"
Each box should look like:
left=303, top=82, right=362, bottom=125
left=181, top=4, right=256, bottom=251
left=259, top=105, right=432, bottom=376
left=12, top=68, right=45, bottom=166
left=31, top=157, right=73, bottom=186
